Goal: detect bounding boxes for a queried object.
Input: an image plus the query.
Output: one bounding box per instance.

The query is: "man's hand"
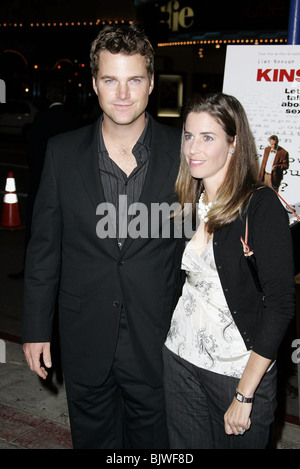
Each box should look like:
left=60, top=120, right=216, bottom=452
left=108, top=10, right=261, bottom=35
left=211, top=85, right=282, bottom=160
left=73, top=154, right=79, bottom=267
left=23, top=342, right=52, bottom=380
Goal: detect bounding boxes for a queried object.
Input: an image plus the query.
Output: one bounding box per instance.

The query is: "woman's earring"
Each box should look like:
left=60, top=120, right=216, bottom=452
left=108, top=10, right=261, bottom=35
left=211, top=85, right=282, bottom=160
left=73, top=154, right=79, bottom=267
left=230, top=148, right=235, bottom=154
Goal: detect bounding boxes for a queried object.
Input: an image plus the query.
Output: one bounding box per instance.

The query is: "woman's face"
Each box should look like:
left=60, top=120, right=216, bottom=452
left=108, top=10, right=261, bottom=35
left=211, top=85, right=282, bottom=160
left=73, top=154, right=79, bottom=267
left=183, top=111, right=234, bottom=187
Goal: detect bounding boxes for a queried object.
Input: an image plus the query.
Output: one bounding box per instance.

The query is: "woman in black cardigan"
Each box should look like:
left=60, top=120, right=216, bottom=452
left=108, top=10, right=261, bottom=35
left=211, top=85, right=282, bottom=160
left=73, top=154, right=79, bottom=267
left=164, top=92, right=295, bottom=449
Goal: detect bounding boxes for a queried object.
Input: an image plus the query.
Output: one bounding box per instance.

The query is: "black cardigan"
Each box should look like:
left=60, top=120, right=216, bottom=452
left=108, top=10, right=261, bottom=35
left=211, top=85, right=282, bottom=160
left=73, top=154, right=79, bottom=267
left=213, top=186, right=295, bottom=360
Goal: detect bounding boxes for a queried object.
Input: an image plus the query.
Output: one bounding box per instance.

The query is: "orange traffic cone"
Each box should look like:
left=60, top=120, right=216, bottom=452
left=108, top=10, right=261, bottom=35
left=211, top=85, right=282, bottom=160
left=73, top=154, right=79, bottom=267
left=0, top=171, right=24, bottom=230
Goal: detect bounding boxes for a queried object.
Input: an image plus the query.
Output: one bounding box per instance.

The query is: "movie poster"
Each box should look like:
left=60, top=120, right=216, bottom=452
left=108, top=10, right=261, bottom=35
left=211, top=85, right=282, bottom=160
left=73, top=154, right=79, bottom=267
left=223, top=45, right=300, bottom=222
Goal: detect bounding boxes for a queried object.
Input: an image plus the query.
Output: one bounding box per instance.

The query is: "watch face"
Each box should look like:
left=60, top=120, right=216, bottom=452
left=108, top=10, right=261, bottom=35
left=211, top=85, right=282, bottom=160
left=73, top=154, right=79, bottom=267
left=236, top=391, right=253, bottom=403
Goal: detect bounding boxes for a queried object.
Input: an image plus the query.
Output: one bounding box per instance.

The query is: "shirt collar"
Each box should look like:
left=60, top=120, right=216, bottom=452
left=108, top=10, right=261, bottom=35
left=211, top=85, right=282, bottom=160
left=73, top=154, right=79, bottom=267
left=98, top=113, right=151, bottom=153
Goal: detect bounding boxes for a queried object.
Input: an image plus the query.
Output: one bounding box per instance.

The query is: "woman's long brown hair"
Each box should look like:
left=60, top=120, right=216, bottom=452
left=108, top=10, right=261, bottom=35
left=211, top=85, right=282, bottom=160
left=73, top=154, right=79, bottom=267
left=175, top=93, right=259, bottom=233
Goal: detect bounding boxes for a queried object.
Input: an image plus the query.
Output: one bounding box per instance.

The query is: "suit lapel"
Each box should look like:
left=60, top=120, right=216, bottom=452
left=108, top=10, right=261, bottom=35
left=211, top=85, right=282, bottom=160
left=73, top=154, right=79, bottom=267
left=77, top=118, right=105, bottom=210
left=76, top=118, right=120, bottom=255
left=139, top=120, right=175, bottom=206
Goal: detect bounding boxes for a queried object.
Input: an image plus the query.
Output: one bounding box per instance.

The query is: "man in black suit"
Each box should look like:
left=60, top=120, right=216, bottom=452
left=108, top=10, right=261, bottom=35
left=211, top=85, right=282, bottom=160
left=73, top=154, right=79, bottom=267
left=22, top=24, right=182, bottom=449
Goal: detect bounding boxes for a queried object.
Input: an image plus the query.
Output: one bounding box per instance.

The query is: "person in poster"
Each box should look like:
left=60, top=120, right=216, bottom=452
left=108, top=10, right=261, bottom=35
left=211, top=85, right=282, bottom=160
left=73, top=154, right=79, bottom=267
left=259, top=135, right=289, bottom=191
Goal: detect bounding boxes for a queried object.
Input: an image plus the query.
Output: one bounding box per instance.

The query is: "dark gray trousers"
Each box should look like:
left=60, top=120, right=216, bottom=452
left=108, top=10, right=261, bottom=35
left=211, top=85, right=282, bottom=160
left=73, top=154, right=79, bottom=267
left=65, top=313, right=168, bottom=449
left=163, top=346, right=277, bottom=449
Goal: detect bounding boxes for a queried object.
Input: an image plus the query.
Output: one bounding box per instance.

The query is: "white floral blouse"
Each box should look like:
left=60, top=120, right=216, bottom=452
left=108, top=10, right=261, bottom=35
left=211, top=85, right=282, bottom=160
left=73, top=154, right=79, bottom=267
left=165, top=238, right=251, bottom=378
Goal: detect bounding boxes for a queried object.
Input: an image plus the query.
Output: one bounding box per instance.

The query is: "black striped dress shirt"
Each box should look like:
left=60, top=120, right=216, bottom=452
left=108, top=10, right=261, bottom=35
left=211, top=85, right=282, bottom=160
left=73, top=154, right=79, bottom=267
left=98, top=116, right=151, bottom=248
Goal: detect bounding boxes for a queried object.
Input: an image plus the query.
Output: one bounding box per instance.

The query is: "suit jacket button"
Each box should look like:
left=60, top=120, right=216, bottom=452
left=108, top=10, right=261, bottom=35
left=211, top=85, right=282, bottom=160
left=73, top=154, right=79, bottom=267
left=113, top=301, right=120, bottom=308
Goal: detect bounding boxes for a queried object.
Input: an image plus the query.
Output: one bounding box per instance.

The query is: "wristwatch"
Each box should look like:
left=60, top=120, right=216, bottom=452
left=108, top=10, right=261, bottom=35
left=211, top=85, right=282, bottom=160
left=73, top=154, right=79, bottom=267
left=235, top=390, right=254, bottom=403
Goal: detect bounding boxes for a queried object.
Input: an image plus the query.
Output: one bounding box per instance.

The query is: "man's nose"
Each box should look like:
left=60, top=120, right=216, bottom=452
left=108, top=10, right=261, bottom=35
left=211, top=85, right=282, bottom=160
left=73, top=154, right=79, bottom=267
left=117, top=83, right=130, bottom=100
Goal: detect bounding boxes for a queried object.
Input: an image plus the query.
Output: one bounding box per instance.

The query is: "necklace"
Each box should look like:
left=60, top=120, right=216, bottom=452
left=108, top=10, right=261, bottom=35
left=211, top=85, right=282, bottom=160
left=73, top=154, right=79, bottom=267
left=198, top=191, right=212, bottom=222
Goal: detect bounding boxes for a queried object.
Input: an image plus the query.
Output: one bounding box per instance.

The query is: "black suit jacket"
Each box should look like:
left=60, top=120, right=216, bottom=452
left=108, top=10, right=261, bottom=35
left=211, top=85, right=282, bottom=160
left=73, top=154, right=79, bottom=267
left=22, top=115, right=183, bottom=387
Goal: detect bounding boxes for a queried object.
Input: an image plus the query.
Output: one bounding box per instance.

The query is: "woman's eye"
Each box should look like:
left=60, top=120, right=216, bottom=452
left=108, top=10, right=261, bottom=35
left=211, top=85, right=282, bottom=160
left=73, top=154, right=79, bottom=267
left=184, top=133, right=193, bottom=141
left=204, top=135, right=213, bottom=141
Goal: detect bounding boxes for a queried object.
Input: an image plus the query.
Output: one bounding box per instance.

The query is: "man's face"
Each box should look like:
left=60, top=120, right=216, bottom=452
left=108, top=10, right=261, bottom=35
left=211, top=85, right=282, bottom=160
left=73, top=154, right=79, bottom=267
left=92, top=51, right=154, bottom=127
left=270, top=139, right=277, bottom=150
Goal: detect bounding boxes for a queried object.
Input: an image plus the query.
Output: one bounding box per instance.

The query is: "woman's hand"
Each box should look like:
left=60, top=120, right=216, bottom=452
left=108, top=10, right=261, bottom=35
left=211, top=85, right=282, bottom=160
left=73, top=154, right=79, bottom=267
left=223, top=351, right=272, bottom=435
left=224, top=397, right=252, bottom=436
